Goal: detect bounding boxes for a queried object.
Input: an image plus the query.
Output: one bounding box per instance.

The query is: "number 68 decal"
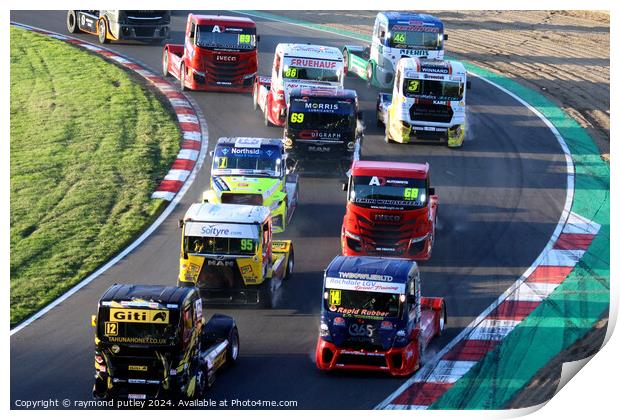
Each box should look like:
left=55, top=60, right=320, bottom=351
left=349, top=323, right=375, bottom=337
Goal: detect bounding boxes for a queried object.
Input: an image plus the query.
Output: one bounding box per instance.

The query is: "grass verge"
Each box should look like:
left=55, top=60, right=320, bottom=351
left=10, top=27, right=181, bottom=325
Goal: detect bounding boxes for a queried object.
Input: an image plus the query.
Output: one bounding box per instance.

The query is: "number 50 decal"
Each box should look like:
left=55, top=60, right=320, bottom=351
left=290, top=113, right=305, bottom=123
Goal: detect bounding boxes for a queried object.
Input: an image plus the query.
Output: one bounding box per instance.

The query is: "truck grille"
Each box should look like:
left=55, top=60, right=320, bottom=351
left=337, top=353, right=387, bottom=367
left=221, top=193, right=263, bottom=205
left=409, top=103, right=453, bottom=123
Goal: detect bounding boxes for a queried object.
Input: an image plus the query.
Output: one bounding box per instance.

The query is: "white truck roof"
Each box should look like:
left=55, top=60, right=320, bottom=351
left=399, top=57, right=467, bottom=78
left=183, top=203, right=270, bottom=225
left=277, top=43, right=343, bottom=61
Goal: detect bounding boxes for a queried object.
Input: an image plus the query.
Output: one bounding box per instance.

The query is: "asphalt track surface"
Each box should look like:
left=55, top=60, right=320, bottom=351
left=10, top=10, right=568, bottom=409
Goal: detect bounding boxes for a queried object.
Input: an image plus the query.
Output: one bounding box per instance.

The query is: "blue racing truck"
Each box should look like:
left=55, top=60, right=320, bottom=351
left=315, top=256, right=446, bottom=376
left=342, top=12, right=447, bottom=89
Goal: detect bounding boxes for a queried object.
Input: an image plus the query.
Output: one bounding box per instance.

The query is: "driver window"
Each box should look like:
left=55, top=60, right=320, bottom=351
left=262, top=222, right=270, bottom=247
left=182, top=306, right=193, bottom=347
left=274, top=54, right=281, bottom=75
left=189, top=22, right=196, bottom=44
left=379, top=24, right=387, bottom=45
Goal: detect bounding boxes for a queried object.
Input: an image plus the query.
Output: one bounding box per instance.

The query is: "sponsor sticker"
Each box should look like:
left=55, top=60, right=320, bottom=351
left=109, top=308, right=169, bottom=324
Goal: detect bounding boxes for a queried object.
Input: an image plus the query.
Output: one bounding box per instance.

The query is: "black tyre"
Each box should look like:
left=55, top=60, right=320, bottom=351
left=366, top=62, right=374, bottom=87
left=285, top=247, right=294, bottom=280
left=180, top=63, right=188, bottom=91
left=263, top=99, right=273, bottom=127
left=162, top=50, right=170, bottom=77
left=439, top=301, right=447, bottom=335
left=227, top=327, right=240, bottom=366
left=384, top=118, right=395, bottom=144
left=258, top=281, right=273, bottom=308
left=67, top=11, right=80, bottom=34
left=97, top=19, right=109, bottom=44
left=252, top=84, right=259, bottom=111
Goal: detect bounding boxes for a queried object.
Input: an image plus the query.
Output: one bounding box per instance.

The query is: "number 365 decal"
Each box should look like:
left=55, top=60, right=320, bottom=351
left=349, top=323, right=375, bottom=337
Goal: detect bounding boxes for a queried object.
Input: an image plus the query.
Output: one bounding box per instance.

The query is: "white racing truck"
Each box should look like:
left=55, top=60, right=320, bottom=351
left=253, top=43, right=345, bottom=127
left=342, top=12, right=446, bottom=89
left=377, top=57, right=470, bottom=147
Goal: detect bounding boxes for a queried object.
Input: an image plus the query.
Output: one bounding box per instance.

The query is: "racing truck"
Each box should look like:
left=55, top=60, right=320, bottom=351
left=253, top=43, right=345, bottom=126
left=203, top=137, right=299, bottom=234
left=341, top=160, right=438, bottom=261
left=177, top=202, right=294, bottom=306
left=342, top=12, right=446, bottom=89
left=284, top=87, right=363, bottom=173
left=316, top=256, right=446, bottom=376
left=92, top=284, right=239, bottom=400
left=66, top=10, right=170, bottom=44
left=162, top=14, right=258, bottom=92
left=378, top=57, right=470, bottom=147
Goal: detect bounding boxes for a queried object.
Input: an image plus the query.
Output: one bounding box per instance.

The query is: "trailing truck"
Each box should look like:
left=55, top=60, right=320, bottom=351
left=378, top=57, right=470, bottom=147
left=178, top=203, right=294, bottom=306
left=342, top=12, right=446, bottom=89
left=162, top=14, right=258, bottom=92
left=253, top=43, right=345, bottom=126
left=67, top=10, right=170, bottom=44
left=316, top=256, right=446, bottom=376
left=341, top=160, right=438, bottom=261
left=92, top=284, right=239, bottom=400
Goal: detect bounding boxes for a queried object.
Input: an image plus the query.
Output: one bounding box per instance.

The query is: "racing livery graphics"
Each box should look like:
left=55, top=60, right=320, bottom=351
left=253, top=43, right=345, bottom=126
left=377, top=57, right=470, bottom=147
left=203, top=137, right=299, bottom=233
left=342, top=12, right=446, bottom=89
left=162, top=14, right=258, bottom=92
left=316, top=256, right=446, bottom=376
left=342, top=160, right=438, bottom=260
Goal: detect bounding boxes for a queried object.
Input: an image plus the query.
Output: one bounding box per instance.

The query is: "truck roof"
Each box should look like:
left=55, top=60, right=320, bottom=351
left=191, top=14, right=256, bottom=27
left=351, top=160, right=429, bottom=179
left=99, top=284, right=192, bottom=306
left=289, top=87, right=357, bottom=100
left=379, top=11, right=444, bottom=28
left=399, top=57, right=467, bottom=77
left=326, top=256, right=417, bottom=285
left=215, top=137, right=283, bottom=149
left=184, top=202, right=271, bottom=225
left=277, top=43, right=343, bottom=60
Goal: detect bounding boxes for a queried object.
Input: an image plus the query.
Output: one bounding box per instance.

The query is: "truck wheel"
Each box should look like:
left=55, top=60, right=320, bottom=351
left=285, top=247, right=294, bottom=280
left=376, top=100, right=385, bottom=128
left=384, top=118, right=395, bottom=144
left=162, top=50, right=170, bottom=77
left=365, top=63, right=374, bottom=87
left=97, top=19, right=109, bottom=44
left=439, top=301, right=447, bottom=335
left=258, top=281, right=273, bottom=308
left=66, top=11, right=80, bottom=34
left=263, top=99, right=273, bottom=127
left=180, top=63, right=188, bottom=91
left=252, top=84, right=259, bottom=111
left=227, top=327, right=240, bottom=366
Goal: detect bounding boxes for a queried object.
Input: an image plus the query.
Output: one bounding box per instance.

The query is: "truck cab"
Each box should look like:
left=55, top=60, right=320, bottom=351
left=92, top=284, right=239, bottom=400
left=178, top=203, right=294, bottom=306
left=316, top=256, right=446, bottom=376
left=203, top=137, right=299, bottom=233
left=341, top=160, right=438, bottom=261
left=343, top=12, right=446, bottom=89
left=162, top=14, right=258, bottom=92
left=378, top=57, right=469, bottom=147
left=253, top=43, right=345, bottom=126
left=284, top=87, right=363, bottom=172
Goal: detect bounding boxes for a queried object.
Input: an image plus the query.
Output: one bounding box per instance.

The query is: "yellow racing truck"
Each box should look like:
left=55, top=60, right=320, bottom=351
left=178, top=203, right=294, bottom=307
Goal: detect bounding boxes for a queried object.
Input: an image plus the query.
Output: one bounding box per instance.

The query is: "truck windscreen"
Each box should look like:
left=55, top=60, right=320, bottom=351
left=185, top=236, right=257, bottom=256
left=212, top=146, right=282, bottom=177
left=388, top=25, right=441, bottom=49
left=350, top=176, right=428, bottom=210
left=283, top=61, right=340, bottom=83
left=196, top=26, right=257, bottom=50
left=404, top=78, right=463, bottom=101
left=288, top=99, right=355, bottom=130
left=325, top=288, right=402, bottom=319
left=99, top=308, right=177, bottom=345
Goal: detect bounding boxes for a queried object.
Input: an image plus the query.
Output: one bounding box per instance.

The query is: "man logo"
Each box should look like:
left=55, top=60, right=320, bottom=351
left=212, top=25, right=222, bottom=33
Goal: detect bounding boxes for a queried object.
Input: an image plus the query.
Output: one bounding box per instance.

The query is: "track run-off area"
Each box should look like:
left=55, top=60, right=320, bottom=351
left=10, top=10, right=609, bottom=410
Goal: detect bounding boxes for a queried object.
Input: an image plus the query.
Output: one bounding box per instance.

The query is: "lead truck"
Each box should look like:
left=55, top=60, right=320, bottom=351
left=316, top=256, right=446, bottom=376
left=343, top=12, right=446, bottom=89
left=378, top=57, right=470, bottom=147
left=162, top=14, right=258, bottom=92
left=253, top=43, right=345, bottom=126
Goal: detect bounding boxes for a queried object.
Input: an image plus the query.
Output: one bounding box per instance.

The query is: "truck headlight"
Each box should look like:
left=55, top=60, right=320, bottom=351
left=344, top=230, right=361, bottom=241
left=320, top=323, right=330, bottom=337
left=410, top=233, right=429, bottom=244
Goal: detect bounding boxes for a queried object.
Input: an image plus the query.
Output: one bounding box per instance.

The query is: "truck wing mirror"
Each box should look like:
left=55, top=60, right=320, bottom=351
left=208, top=150, right=214, bottom=157
left=342, top=182, right=348, bottom=192
left=428, top=187, right=436, bottom=196
left=407, top=295, right=417, bottom=304
left=443, top=34, right=448, bottom=41
left=256, top=35, right=261, bottom=42
left=380, top=31, right=386, bottom=39
left=178, top=219, right=184, bottom=228
left=467, top=81, right=472, bottom=90
left=91, top=315, right=97, bottom=327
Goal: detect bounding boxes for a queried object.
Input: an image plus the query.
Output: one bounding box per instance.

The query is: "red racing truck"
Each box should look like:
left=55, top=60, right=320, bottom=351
left=341, top=160, right=438, bottom=260
left=162, top=14, right=258, bottom=92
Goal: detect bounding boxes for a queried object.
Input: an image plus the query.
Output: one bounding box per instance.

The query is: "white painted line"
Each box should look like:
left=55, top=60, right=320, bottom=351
left=163, top=169, right=190, bottom=182
left=563, top=212, right=601, bottom=235
left=183, top=131, right=202, bottom=141
left=466, top=324, right=517, bottom=341
left=507, top=282, right=560, bottom=302
left=476, top=318, right=521, bottom=330
left=81, top=44, right=103, bottom=52
left=541, top=249, right=585, bottom=267
left=109, top=55, right=131, bottom=64
left=177, top=113, right=199, bottom=124
left=48, top=34, right=68, bottom=40
left=423, top=360, right=477, bottom=384
left=151, top=191, right=176, bottom=201
left=9, top=22, right=209, bottom=336
left=177, top=149, right=199, bottom=161
left=170, top=98, right=191, bottom=108
left=383, top=404, right=428, bottom=410
left=134, top=69, right=155, bottom=78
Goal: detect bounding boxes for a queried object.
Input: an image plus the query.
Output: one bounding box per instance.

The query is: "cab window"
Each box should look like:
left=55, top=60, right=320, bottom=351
left=182, top=305, right=193, bottom=348
left=262, top=222, right=270, bottom=248
left=189, top=22, right=196, bottom=44
left=274, top=54, right=281, bottom=76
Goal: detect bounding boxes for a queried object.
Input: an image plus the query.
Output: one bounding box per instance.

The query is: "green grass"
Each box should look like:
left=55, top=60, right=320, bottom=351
left=10, top=27, right=182, bottom=325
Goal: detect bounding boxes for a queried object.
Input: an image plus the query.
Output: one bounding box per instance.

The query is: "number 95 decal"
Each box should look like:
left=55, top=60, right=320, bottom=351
left=349, top=323, right=375, bottom=337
